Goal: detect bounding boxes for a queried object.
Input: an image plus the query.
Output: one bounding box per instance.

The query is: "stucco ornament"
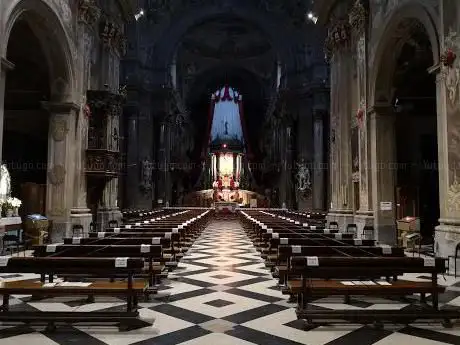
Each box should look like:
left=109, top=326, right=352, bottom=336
left=448, top=175, right=460, bottom=213
left=443, top=30, right=460, bottom=104
left=51, top=118, right=69, bottom=141
left=296, top=161, right=311, bottom=192
left=48, top=165, right=66, bottom=185
left=140, top=158, right=153, bottom=192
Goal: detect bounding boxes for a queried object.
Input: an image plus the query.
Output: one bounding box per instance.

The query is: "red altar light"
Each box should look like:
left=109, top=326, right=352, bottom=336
left=222, top=144, right=227, bottom=148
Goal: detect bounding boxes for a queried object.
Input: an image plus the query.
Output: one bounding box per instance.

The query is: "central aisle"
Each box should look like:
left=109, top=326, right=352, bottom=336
left=5, top=219, right=460, bottom=344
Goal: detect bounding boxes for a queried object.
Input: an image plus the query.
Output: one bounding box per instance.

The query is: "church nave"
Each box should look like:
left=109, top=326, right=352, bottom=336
left=1, top=219, right=460, bottom=345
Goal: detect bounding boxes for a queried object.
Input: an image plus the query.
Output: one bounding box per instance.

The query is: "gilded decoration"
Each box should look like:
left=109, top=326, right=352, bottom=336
left=78, top=0, right=101, bottom=25
left=324, top=18, right=351, bottom=62
left=442, top=30, right=460, bottom=104
left=48, top=165, right=66, bottom=185
left=349, top=0, right=366, bottom=36
left=99, top=18, right=127, bottom=56
left=51, top=118, right=69, bottom=141
left=443, top=29, right=460, bottom=213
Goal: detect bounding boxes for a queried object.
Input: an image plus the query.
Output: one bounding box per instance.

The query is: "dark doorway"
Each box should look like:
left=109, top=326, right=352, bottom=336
left=4, top=19, right=51, bottom=215
left=393, top=23, right=439, bottom=240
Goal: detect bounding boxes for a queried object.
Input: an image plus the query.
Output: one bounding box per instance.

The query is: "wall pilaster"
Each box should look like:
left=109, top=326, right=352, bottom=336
left=434, top=11, right=460, bottom=257
left=125, top=110, right=139, bottom=208
left=369, top=105, right=396, bottom=244
left=70, top=2, right=100, bottom=231
left=326, top=19, right=354, bottom=228
left=43, top=102, right=79, bottom=242
left=350, top=0, right=374, bottom=229
left=312, top=110, right=325, bottom=210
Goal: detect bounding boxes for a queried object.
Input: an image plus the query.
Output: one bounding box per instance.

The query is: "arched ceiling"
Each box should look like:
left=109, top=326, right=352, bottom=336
left=175, top=15, right=277, bottom=106
left=179, top=16, right=273, bottom=60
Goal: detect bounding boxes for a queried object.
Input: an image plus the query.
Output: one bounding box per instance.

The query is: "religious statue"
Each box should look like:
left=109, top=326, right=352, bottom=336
left=0, top=164, right=11, bottom=201
left=296, top=161, right=311, bottom=192
left=140, top=158, right=153, bottom=191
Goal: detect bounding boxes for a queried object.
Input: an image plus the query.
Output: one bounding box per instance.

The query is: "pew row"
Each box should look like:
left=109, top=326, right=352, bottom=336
left=289, top=256, right=457, bottom=327
left=0, top=257, right=146, bottom=331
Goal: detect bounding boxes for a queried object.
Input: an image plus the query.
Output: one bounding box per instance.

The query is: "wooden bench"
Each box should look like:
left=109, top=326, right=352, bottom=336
left=289, top=256, right=455, bottom=328
left=0, top=257, right=146, bottom=331
left=33, top=244, right=164, bottom=290
left=276, top=245, right=405, bottom=285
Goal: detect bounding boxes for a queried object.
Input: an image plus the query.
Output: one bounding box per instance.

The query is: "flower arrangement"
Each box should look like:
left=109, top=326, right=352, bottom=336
left=6, top=197, right=21, bottom=209
left=2, top=197, right=21, bottom=217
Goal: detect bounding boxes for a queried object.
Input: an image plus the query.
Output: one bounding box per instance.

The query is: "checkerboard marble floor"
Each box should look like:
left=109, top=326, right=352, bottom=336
left=2, top=220, right=460, bottom=344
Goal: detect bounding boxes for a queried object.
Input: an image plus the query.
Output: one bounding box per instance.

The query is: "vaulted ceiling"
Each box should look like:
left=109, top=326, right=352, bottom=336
left=180, top=16, right=273, bottom=60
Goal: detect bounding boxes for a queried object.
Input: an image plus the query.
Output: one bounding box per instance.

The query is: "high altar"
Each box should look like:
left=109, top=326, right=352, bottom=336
left=206, top=86, right=247, bottom=204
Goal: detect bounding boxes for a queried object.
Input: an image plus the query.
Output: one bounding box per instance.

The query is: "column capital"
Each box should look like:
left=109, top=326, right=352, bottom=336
left=0, top=58, right=14, bottom=72
left=41, top=101, right=80, bottom=114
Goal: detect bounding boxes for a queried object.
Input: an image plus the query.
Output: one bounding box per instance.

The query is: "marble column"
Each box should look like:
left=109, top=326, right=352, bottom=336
left=0, top=58, right=14, bottom=169
left=369, top=105, right=397, bottom=244
left=279, top=125, right=294, bottom=208
left=327, top=49, right=354, bottom=228
left=286, top=125, right=294, bottom=208
left=434, top=57, right=460, bottom=258
left=157, top=121, right=171, bottom=206
left=43, top=102, right=79, bottom=242
left=69, top=108, right=92, bottom=233
left=165, top=122, right=172, bottom=205
left=126, top=110, right=139, bottom=208
left=354, top=30, right=374, bottom=229
left=313, top=110, right=325, bottom=210
left=296, top=100, right=314, bottom=210
left=70, top=18, right=95, bottom=233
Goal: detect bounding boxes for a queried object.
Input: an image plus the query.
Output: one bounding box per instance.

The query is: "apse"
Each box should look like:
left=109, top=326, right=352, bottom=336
left=186, top=66, right=268, bottom=161
left=209, top=86, right=245, bottom=144
left=175, top=15, right=276, bottom=164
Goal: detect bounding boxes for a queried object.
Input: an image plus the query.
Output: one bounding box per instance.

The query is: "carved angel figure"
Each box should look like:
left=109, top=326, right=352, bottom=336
left=296, top=161, right=311, bottom=192
left=141, top=158, right=153, bottom=191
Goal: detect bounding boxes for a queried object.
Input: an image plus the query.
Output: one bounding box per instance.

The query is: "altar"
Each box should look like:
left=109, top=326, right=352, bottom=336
left=214, top=201, right=238, bottom=213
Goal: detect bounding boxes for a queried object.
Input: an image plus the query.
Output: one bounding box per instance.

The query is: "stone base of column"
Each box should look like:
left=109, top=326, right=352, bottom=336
left=97, top=207, right=122, bottom=230
left=70, top=208, right=93, bottom=236
left=327, top=209, right=354, bottom=231
left=49, top=220, right=71, bottom=243
left=354, top=210, right=374, bottom=237
left=435, top=219, right=460, bottom=262
left=374, top=221, right=396, bottom=245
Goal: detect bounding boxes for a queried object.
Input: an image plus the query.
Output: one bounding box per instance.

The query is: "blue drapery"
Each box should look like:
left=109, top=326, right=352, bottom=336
left=210, top=86, right=244, bottom=143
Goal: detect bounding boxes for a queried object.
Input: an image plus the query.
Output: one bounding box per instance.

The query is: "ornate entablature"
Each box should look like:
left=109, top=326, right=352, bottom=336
left=99, top=17, right=127, bottom=56
left=78, top=0, right=101, bottom=26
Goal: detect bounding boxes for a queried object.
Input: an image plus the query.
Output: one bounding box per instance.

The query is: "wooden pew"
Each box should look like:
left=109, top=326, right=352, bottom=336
left=33, top=244, right=164, bottom=290
left=0, top=257, right=145, bottom=331
left=277, top=245, right=404, bottom=286
left=289, top=256, right=456, bottom=327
